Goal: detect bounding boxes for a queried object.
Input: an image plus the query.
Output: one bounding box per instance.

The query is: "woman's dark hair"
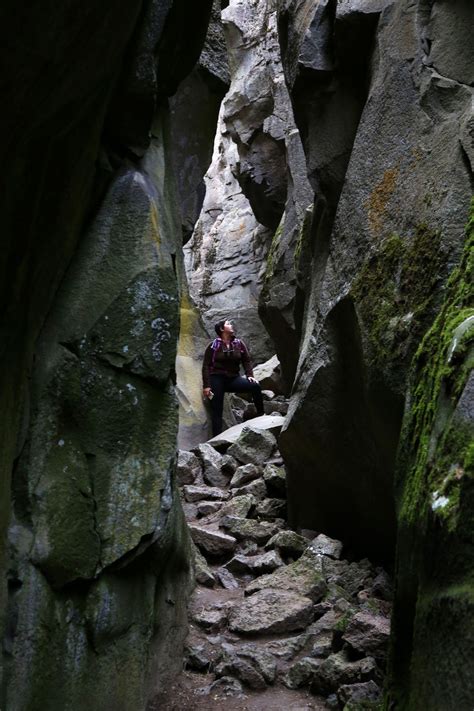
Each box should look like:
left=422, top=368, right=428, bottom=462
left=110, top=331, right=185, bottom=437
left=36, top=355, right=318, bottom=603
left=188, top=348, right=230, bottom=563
left=214, top=319, right=227, bottom=336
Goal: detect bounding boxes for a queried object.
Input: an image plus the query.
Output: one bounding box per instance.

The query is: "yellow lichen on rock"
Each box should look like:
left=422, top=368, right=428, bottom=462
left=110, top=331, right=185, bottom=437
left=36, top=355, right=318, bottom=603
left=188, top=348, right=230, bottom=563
left=176, top=290, right=211, bottom=449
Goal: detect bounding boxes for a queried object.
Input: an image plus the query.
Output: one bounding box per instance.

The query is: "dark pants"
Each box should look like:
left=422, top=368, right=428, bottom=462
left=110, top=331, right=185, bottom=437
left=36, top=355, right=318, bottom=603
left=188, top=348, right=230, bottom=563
left=209, top=374, right=264, bottom=436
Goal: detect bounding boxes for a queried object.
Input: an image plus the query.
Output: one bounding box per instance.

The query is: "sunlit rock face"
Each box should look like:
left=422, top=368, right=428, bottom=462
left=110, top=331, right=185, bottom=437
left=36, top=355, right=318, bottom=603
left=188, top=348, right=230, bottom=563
left=170, top=0, right=230, bottom=244
left=1, top=1, right=214, bottom=708
left=184, top=0, right=314, bottom=370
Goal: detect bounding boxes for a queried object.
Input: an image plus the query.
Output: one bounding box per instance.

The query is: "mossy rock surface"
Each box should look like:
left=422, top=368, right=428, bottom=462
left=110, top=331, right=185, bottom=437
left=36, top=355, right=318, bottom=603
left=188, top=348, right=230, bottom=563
left=387, top=199, right=474, bottom=710
left=5, top=112, right=194, bottom=711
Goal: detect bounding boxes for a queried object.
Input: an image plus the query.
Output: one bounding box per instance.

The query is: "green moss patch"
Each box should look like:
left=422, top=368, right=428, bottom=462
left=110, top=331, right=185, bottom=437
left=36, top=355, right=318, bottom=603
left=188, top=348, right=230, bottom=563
left=386, top=199, right=474, bottom=710
left=351, top=223, right=444, bottom=390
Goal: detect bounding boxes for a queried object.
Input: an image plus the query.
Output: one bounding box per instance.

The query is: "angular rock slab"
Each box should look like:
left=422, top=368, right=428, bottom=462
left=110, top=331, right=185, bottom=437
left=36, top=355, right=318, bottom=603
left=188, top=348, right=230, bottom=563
left=207, top=415, right=285, bottom=450
left=183, top=485, right=230, bottom=503
left=265, top=530, right=308, bottom=557
left=245, top=548, right=327, bottom=601
left=193, top=543, right=216, bottom=588
left=189, top=524, right=236, bottom=557
left=194, top=442, right=229, bottom=487
left=256, top=497, right=287, bottom=520
left=231, top=477, right=267, bottom=501
left=342, top=610, right=390, bottom=659
left=226, top=549, right=284, bottom=576
left=263, top=463, right=287, bottom=495
left=253, top=354, right=284, bottom=394
left=310, top=651, right=379, bottom=695
left=229, top=589, right=314, bottom=635
left=221, top=516, right=283, bottom=544
left=230, top=462, right=262, bottom=488
left=228, top=426, right=277, bottom=466
left=310, top=533, right=343, bottom=559
left=177, top=449, right=202, bottom=485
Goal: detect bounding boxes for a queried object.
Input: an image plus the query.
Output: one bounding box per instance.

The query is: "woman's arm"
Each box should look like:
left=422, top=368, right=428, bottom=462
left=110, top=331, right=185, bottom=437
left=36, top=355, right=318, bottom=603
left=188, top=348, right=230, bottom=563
left=240, top=341, right=254, bottom=379
left=202, top=344, right=213, bottom=388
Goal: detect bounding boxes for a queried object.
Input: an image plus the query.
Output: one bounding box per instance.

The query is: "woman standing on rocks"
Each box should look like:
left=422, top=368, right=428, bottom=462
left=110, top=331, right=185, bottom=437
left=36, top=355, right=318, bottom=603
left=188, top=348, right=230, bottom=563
left=202, top=319, right=264, bottom=436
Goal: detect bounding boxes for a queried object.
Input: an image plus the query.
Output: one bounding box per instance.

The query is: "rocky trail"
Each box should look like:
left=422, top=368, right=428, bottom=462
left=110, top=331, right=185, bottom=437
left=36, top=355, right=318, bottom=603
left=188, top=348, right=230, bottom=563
left=158, top=392, right=392, bottom=711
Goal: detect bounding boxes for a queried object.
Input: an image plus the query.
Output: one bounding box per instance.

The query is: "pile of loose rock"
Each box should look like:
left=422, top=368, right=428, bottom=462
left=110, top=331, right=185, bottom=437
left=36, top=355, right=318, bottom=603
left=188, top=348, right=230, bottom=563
left=175, top=421, right=391, bottom=710
left=227, top=389, right=289, bottom=425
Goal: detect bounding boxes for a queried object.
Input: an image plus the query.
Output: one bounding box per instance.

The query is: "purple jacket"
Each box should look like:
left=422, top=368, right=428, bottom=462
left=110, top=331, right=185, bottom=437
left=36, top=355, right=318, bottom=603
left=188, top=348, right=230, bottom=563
left=202, top=337, right=253, bottom=388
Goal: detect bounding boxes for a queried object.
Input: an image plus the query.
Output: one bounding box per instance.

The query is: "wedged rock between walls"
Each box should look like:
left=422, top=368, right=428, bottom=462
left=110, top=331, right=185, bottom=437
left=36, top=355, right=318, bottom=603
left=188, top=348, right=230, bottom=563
left=1, top=1, right=214, bottom=708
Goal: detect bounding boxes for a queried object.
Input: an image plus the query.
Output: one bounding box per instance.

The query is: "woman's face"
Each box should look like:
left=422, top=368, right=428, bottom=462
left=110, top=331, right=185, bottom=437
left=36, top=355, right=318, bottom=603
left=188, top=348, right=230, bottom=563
left=222, top=320, right=234, bottom=335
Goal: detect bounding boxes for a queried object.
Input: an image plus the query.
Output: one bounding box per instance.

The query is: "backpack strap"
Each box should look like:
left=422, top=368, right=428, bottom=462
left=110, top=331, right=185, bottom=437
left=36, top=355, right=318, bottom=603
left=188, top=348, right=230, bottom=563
left=210, top=338, right=222, bottom=369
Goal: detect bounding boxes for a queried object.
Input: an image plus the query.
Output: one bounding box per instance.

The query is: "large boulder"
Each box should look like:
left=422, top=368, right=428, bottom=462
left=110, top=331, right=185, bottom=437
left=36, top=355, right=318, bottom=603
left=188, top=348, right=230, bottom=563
left=245, top=548, right=327, bottom=602
left=227, top=427, right=277, bottom=466
left=189, top=524, right=237, bottom=558
left=229, top=589, right=314, bottom=635
left=253, top=355, right=285, bottom=395
left=207, top=415, right=285, bottom=449
left=176, top=450, right=202, bottom=485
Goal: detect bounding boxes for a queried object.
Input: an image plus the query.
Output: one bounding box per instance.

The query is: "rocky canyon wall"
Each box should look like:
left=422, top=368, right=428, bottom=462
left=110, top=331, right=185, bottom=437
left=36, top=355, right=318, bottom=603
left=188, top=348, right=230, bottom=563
left=0, top=1, right=213, bottom=709
left=182, top=0, right=473, bottom=708
left=0, top=0, right=472, bottom=709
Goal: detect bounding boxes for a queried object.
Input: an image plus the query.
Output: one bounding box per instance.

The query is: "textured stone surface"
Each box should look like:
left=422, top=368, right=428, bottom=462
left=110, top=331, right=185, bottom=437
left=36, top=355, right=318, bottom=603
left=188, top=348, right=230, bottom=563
left=388, top=207, right=474, bottom=709
left=231, top=478, right=267, bottom=501
left=230, top=463, right=262, bottom=488
left=245, top=548, right=327, bottom=602
left=195, top=443, right=229, bottom=488
left=189, top=524, right=237, bottom=557
left=221, top=516, right=282, bottom=544
left=191, top=606, right=228, bottom=632
left=207, top=415, right=285, bottom=449
left=337, top=680, right=382, bottom=707
left=310, top=534, right=343, bottom=560
left=228, top=427, right=277, bottom=466
left=184, top=485, right=230, bottom=503
left=310, top=652, right=379, bottom=695
left=226, top=550, right=284, bottom=576
left=283, top=657, right=322, bottom=690
left=183, top=103, right=273, bottom=364
left=1, top=1, right=217, bottom=708
left=176, top=291, right=213, bottom=449
left=280, top=0, right=473, bottom=564
left=255, top=498, right=287, bottom=521
left=218, top=0, right=314, bottom=386
left=5, top=111, right=198, bottom=711
left=253, top=355, right=285, bottom=395
left=196, top=501, right=222, bottom=517
left=193, top=545, right=217, bottom=588
left=263, top=463, right=287, bottom=495
left=177, top=450, right=202, bottom=485
left=229, top=589, right=314, bottom=635
left=342, top=611, right=390, bottom=660
left=264, top=530, right=307, bottom=558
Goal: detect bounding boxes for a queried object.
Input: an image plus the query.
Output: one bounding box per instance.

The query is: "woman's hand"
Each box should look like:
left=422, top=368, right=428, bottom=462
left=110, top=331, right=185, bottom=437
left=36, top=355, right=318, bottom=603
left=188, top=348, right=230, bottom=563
left=247, top=376, right=258, bottom=384
left=203, top=387, right=212, bottom=398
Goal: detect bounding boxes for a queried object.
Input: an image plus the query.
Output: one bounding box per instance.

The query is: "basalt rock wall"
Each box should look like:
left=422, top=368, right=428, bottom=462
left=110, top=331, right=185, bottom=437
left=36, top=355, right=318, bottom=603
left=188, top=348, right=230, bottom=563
left=182, top=1, right=473, bottom=707
left=279, top=0, right=473, bottom=560
left=0, top=2, right=213, bottom=709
